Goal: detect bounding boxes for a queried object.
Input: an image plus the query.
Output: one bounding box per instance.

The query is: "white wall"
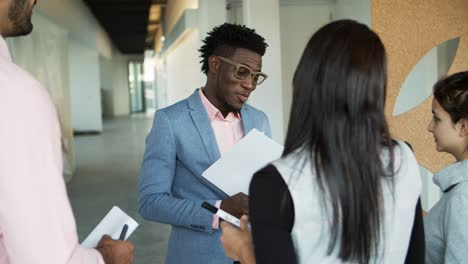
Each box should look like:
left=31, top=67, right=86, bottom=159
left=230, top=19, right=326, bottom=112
left=157, top=0, right=227, bottom=107
left=332, top=0, right=371, bottom=26
left=226, top=1, right=243, bottom=24
left=36, top=0, right=113, bottom=58
left=280, top=2, right=332, bottom=133
left=111, top=53, right=145, bottom=116
left=100, top=52, right=143, bottom=117
left=243, top=0, right=285, bottom=143
left=198, top=0, right=227, bottom=48
left=69, top=40, right=103, bottom=132
left=165, top=30, right=204, bottom=104
left=154, top=57, right=169, bottom=109
left=100, top=56, right=114, bottom=116
left=112, top=53, right=131, bottom=116
left=37, top=0, right=133, bottom=118
left=420, top=167, right=441, bottom=211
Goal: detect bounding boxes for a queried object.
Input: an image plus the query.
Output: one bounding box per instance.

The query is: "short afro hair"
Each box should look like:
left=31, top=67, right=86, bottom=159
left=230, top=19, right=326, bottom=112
left=199, top=23, right=268, bottom=75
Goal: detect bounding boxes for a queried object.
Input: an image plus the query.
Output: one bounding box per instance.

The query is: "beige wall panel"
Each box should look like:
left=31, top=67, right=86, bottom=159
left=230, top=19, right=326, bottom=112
left=371, top=0, right=468, bottom=172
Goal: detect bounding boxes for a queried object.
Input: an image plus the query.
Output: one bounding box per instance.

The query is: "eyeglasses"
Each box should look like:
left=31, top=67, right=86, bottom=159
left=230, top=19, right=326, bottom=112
left=217, top=56, right=268, bottom=85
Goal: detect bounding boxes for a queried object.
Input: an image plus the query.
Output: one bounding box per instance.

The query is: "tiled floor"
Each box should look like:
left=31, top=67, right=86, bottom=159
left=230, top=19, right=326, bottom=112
left=67, top=115, right=170, bottom=264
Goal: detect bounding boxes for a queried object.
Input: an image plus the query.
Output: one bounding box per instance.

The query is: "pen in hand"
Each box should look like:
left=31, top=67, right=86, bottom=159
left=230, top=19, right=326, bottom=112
left=119, top=224, right=128, bottom=240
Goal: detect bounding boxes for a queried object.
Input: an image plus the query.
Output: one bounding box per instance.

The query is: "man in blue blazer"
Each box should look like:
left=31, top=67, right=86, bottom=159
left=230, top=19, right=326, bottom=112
left=138, top=23, right=272, bottom=264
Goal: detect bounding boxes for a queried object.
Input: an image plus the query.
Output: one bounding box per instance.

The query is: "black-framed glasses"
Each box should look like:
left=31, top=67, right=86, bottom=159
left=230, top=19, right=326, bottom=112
left=217, top=56, right=268, bottom=85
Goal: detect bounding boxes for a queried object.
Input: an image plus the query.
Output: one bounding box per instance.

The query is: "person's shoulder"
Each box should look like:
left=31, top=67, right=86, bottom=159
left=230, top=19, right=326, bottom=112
left=243, top=103, right=268, bottom=120
left=442, top=184, right=468, bottom=223
left=384, top=140, right=422, bottom=195
left=243, top=103, right=264, bottom=114
left=447, top=182, right=468, bottom=204
left=255, top=164, right=281, bottom=177
left=156, top=98, right=190, bottom=118
left=0, top=63, right=58, bottom=139
left=390, top=140, right=419, bottom=171
left=0, top=60, right=44, bottom=93
left=250, top=164, right=284, bottom=191
left=0, top=62, right=54, bottom=116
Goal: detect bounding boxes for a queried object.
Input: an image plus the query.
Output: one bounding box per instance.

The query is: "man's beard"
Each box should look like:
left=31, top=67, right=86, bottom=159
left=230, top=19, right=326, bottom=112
left=8, top=0, right=33, bottom=37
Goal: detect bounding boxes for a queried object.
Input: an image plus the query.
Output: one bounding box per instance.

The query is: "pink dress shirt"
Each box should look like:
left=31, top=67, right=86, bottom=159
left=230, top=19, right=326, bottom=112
left=199, top=89, right=244, bottom=229
left=0, top=36, right=104, bottom=263
left=199, top=89, right=244, bottom=155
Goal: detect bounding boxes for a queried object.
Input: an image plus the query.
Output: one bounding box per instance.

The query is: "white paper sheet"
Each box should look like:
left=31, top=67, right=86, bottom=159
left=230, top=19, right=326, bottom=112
left=81, top=206, right=139, bottom=248
left=202, top=129, right=284, bottom=196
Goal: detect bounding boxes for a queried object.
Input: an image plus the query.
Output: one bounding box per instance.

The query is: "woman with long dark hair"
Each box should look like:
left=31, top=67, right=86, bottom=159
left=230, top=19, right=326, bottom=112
left=220, top=19, right=425, bottom=263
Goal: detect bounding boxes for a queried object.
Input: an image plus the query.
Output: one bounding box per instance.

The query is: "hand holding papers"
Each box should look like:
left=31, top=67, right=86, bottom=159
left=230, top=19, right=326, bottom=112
left=81, top=206, right=139, bottom=248
left=202, top=129, right=284, bottom=196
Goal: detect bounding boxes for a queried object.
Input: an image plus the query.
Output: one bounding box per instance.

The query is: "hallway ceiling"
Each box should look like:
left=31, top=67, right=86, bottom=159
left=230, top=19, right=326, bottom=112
left=82, top=0, right=167, bottom=54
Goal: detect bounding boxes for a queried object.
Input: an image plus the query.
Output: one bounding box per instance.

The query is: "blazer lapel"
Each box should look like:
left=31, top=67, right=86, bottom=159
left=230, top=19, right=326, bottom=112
left=241, top=106, right=254, bottom=135
left=187, top=90, right=221, bottom=164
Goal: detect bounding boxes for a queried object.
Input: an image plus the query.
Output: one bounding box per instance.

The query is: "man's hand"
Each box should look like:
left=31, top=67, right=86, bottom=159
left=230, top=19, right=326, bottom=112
left=96, top=235, right=135, bottom=264
left=221, top=192, right=249, bottom=218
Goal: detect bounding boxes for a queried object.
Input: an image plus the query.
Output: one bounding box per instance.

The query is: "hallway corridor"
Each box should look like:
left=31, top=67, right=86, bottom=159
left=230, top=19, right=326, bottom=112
left=67, top=115, right=170, bottom=263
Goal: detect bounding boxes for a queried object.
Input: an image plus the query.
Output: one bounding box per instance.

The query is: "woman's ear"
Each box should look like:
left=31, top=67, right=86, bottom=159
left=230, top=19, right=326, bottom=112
left=208, top=55, right=219, bottom=74
left=458, top=118, right=468, bottom=137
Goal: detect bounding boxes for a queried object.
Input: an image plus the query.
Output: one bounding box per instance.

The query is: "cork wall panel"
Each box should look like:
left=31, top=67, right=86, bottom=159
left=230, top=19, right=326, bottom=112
left=371, top=0, right=468, bottom=172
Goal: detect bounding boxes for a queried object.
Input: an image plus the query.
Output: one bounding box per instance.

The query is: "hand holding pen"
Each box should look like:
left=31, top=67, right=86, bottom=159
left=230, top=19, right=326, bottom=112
left=96, top=224, right=134, bottom=264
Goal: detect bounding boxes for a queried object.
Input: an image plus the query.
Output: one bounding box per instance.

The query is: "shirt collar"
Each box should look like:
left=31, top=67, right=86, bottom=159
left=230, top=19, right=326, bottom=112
left=198, top=88, right=241, bottom=121
left=0, top=36, right=12, bottom=62
left=433, top=159, right=468, bottom=192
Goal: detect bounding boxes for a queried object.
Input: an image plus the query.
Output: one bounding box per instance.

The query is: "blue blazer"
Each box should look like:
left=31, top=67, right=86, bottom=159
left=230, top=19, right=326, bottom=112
left=138, top=89, right=272, bottom=264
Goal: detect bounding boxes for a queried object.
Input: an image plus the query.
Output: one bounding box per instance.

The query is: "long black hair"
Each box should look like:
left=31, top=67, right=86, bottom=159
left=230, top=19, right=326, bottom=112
left=283, top=20, right=394, bottom=263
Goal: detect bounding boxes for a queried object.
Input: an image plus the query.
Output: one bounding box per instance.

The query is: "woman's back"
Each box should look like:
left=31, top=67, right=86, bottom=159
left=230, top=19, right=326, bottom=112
left=270, top=141, right=421, bottom=263
left=220, top=20, right=425, bottom=264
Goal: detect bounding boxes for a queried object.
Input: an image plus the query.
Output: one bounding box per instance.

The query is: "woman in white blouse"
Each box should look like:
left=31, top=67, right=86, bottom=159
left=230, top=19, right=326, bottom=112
left=219, top=19, right=425, bottom=264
